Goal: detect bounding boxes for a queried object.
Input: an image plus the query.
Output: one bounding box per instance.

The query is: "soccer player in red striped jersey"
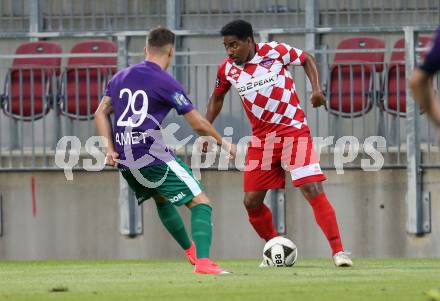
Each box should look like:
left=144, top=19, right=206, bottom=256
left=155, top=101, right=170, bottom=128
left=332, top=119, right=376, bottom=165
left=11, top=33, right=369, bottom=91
left=205, top=20, right=352, bottom=267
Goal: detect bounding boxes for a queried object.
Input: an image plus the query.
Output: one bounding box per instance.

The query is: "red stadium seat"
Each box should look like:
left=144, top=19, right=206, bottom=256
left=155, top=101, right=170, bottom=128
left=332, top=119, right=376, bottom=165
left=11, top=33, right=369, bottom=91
left=327, top=37, right=385, bottom=117
left=59, top=40, right=117, bottom=119
left=383, top=36, right=432, bottom=116
left=1, top=41, right=62, bottom=120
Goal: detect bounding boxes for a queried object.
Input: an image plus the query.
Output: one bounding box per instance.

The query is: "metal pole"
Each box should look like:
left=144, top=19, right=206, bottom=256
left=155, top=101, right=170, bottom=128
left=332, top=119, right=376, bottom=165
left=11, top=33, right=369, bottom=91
left=305, top=0, right=318, bottom=92
left=305, top=0, right=317, bottom=53
left=405, top=26, right=431, bottom=235
left=0, top=194, right=3, bottom=236
left=166, top=0, right=179, bottom=30
left=118, top=174, right=143, bottom=236
left=117, top=36, right=128, bottom=70
left=167, top=1, right=185, bottom=89
left=29, top=0, right=41, bottom=40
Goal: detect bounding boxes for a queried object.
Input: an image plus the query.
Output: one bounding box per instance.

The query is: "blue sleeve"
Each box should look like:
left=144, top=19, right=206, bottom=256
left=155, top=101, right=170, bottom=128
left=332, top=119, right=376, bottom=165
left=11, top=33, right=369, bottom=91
left=420, top=27, right=440, bottom=74
left=160, top=76, right=194, bottom=115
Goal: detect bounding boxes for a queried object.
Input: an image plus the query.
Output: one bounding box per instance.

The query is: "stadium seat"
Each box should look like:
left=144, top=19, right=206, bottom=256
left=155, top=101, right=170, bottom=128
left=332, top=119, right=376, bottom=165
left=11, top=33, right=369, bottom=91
left=383, top=36, right=432, bottom=116
left=1, top=41, right=62, bottom=120
left=326, top=37, right=385, bottom=118
left=59, top=40, right=117, bottom=119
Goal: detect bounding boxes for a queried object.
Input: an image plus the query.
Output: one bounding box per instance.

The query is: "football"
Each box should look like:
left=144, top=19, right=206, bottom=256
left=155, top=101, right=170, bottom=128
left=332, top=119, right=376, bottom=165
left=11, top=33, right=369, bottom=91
left=262, top=236, right=298, bottom=267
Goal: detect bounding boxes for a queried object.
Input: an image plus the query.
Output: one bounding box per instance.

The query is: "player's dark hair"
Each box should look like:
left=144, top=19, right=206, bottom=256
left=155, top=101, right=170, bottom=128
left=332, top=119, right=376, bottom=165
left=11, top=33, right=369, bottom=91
left=147, top=27, right=175, bottom=49
left=220, top=20, right=254, bottom=41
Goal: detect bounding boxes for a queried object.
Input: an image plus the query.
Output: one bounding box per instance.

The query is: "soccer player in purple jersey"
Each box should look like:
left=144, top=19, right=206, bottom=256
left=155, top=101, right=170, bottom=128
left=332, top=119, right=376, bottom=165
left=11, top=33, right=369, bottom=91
left=94, top=27, right=235, bottom=274
left=410, top=27, right=440, bottom=130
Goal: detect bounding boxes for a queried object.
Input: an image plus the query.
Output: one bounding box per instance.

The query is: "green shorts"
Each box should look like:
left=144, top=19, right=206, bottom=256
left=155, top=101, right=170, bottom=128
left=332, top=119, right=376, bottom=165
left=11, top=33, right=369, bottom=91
left=120, top=157, right=204, bottom=206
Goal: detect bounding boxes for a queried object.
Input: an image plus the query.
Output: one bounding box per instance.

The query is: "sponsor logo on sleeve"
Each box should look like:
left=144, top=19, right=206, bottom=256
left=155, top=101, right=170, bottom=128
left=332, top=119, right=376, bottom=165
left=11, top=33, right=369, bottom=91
left=172, top=92, right=190, bottom=106
left=261, top=59, right=274, bottom=69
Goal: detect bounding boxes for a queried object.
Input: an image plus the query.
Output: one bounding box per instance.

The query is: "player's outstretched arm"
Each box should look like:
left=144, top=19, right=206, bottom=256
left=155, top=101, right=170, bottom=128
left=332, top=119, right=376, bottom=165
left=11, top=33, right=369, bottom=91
left=94, top=96, right=119, bottom=167
left=410, top=69, right=440, bottom=127
left=185, top=109, right=236, bottom=159
left=302, top=52, right=326, bottom=108
left=205, top=92, right=226, bottom=123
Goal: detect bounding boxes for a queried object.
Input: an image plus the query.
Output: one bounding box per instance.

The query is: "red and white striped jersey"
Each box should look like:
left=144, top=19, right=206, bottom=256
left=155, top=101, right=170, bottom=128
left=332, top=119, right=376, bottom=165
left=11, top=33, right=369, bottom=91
left=214, top=41, right=308, bottom=138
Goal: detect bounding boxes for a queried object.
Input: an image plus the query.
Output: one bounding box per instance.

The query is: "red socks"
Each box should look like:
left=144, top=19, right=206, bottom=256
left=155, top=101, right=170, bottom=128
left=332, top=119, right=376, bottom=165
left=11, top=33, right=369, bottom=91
left=246, top=193, right=344, bottom=255
left=246, top=204, right=278, bottom=241
left=308, top=192, right=344, bottom=255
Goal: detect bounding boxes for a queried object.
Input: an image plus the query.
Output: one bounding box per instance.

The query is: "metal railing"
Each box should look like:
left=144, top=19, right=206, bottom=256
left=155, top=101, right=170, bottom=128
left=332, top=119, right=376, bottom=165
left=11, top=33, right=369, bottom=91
left=1, top=0, right=439, bottom=35
left=0, top=35, right=438, bottom=171
left=0, top=53, right=116, bottom=169
left=41, top=0, right=166, bottom=32
left=125, top=43, right=439, bottom=170
left=317, top=0, right=440, bottom=29
left=180, top=0, right=305, bottom=30
left=0, top=0, right=28, bottom=32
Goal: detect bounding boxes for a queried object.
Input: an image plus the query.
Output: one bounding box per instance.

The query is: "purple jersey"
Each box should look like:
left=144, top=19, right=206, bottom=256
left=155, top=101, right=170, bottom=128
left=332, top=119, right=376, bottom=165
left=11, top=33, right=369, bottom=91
left=420, top=26, right=440, bottom=74
left=105, top=61, right=194, bottom=168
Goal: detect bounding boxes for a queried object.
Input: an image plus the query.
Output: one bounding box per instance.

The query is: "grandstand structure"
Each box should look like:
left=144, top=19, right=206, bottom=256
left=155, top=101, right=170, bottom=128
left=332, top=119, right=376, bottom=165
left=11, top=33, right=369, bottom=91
left=0, top=0, right=439, bottom=260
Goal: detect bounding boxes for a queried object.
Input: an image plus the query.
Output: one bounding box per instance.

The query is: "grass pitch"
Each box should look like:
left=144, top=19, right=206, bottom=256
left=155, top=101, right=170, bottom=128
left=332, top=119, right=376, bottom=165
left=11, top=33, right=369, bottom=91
left=1, top=258, right=440, bottom=301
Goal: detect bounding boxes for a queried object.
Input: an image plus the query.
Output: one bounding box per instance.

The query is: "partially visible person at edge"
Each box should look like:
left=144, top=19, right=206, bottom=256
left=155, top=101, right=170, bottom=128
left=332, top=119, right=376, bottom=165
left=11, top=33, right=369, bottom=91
left=410, top=26, right=440, bottom=140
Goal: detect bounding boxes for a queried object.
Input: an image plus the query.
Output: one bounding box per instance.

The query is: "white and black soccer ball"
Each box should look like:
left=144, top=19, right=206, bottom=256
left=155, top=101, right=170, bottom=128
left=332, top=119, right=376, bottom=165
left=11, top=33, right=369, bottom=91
left=262, top=236, right=298, bottom=267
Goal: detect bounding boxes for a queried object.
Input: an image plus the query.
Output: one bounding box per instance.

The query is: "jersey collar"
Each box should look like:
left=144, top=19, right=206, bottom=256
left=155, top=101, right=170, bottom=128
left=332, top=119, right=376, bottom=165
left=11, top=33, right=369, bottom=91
left=144, top=60, right=162, bottom=70
left=247, top=43, right=261, bottom=65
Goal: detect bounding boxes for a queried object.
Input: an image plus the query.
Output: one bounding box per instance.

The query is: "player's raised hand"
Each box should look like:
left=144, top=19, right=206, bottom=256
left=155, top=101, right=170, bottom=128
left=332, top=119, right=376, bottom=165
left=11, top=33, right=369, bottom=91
left=105, top=150, right=119, bottom=167
left=310, top=91, right=326, bottom=108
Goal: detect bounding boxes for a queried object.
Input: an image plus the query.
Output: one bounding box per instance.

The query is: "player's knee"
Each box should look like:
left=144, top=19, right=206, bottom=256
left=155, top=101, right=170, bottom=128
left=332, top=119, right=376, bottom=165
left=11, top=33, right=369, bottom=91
left=187, top=192, right=211, bottom=208
left=300, top=182, right=323, bottom=200
left=243, top=195, right=264, bottom=209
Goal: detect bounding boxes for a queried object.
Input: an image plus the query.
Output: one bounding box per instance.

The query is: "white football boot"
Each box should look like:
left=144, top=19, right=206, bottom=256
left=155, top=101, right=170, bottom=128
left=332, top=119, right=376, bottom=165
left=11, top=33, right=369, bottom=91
left=333, top=251, right=353, bottom=267
left=258, top=259, right=270, bottom=268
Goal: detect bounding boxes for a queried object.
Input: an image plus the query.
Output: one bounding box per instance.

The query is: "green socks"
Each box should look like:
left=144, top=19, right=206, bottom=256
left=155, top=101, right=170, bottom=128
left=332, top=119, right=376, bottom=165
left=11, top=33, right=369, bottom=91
left=191, top=204, right=213, bottom=259
left=156, top=201, right=213, bottom=259
left=156, top=201, right=191, bottom=250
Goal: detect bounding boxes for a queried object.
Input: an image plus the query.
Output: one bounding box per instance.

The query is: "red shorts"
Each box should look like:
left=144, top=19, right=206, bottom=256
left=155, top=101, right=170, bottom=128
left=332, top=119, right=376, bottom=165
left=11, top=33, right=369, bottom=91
left=243, top=129, right=326, bottom=192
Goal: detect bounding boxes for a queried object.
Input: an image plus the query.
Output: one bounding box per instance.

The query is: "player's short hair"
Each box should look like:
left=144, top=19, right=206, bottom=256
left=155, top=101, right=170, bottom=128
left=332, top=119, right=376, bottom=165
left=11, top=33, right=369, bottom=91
left=220, top=20, right=254, bottom=41
left=147, top=27, right=175, bottom=51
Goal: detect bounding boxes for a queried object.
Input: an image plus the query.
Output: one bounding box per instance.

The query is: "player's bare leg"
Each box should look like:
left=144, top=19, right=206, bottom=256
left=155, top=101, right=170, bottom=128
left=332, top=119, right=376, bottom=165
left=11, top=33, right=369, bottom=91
left=187, top=193, right=230, bottom=274
left=299, top=182, right=353, bottom=267
left=152, top=195, right=196, bottom=265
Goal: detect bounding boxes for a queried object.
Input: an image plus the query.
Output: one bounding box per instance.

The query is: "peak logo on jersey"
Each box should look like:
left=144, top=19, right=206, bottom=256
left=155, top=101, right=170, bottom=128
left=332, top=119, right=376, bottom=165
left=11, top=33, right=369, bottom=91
left=215, top=77, right=220, bottom=88
left=172, top=92, right=190, bottom=107
left=236, top=72, right=277, bottom=96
